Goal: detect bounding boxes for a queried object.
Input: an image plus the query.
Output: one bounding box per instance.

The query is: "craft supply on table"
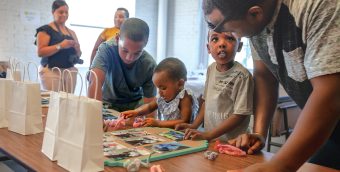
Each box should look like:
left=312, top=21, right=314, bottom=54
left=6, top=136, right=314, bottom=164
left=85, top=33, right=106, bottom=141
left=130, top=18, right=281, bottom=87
left=133, top=117, right=144, bottom=128
left=214, top=140, right=246, bottom=156
left=103, top=127, right=208, bottom=167
left=159, top=130, right=185, bottom=141
left=149, top=165, right=164, bottom=172
left=204, top=150, right=218, bottom=160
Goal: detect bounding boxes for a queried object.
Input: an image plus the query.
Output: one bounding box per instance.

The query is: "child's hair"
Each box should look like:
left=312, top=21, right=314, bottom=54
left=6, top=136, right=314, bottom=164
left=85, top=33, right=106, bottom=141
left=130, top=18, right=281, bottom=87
left=120, top=18, right=149, bottom=43
left=116, top=7, right=129, bottom=18
left=155, top=57, right=187, bottom=81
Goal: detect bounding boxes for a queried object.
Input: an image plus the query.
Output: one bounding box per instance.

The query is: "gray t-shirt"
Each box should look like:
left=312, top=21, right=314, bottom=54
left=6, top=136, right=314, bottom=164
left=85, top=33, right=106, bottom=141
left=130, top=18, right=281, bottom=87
left=203, top=62, right=254, bottom=141
left=250, top=0, right=340, bottom=167
left=91, top=39, right=156, bottom=104
left=250, top=0, right=340, bottom=107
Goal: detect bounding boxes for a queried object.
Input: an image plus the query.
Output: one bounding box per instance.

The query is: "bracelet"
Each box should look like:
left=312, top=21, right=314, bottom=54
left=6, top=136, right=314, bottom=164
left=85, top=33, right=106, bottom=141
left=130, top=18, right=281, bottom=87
left=252, top=132, right=266, bottom=144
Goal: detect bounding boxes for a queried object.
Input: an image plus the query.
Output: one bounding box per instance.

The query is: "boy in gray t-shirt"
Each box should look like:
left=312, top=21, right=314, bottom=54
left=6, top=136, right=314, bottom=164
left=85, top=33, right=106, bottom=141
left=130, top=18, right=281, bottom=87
left=88, top=18, right=156, bottom=112
left=177, top=30, right=253, bottom=142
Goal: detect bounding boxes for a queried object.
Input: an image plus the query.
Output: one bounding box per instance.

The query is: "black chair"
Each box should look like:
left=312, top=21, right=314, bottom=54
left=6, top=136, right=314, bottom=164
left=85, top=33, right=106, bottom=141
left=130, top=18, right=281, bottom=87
left=267, top=96, right=298, bottom=152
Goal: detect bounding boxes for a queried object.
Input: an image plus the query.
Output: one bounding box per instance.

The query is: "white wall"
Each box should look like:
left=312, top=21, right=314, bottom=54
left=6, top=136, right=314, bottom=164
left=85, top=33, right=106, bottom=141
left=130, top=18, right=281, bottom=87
left=1, top=0, right=206, bottom=72
left=135, top=0, right=204, bottom=71
left=135, top=0, right=159, bottom=62
left=0, top=0, right=53, bottom=64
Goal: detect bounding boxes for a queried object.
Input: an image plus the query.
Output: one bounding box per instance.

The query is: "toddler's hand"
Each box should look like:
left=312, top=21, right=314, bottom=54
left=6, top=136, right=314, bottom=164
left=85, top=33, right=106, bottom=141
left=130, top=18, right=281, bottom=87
left=142, top=118, right=159, bottom=127
left=175, top=123, right=192, bottom=131
left=121, top=110, right=138, bottom=119
left=184, top=129, right=210, bottom=140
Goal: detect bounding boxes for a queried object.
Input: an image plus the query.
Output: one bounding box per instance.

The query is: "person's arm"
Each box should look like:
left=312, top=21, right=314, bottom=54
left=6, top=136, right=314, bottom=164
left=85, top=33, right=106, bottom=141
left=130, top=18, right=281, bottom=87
left=88, top=68, right=105, bottom=101
left=185, top=114, right=248, bottom=141
left=36, top=31, right=58, bottom=57
left=229, top=60, right=279, bottom=153
left=37, top=31, right=78, bottom=58
left=90, top=35, right=105, bottom=67
left=121, top=100, right=158, bottom=118
left=253, top=60, right=279, bottom=138
left=268, top=73, right=340, bottom=171
left=175, top=100, right=205, bottom=131
left=143, top=97, right=157, bottom=118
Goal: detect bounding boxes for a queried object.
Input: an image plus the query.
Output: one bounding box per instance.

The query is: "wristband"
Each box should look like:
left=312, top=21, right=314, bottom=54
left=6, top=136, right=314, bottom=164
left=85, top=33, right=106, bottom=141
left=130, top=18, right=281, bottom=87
left=56, top=44, right=62, bottom=50
left=252, top=132, right=266, bottom=145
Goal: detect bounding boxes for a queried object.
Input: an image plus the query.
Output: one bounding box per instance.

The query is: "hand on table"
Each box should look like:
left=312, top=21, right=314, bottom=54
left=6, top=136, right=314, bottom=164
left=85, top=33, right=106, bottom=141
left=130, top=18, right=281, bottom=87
left=227, top=133, right=265, bottom=154
left=142, top=118, right=160, bottom=127
left=121, top=110, right=139, bottom=119
left=175, top=123, right=192, bottom=131
left=184, top=129, right=210, bottom=140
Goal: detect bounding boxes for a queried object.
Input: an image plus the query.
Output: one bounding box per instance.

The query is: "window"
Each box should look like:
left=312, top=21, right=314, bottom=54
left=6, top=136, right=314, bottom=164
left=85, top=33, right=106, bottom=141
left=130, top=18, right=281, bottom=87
left=67, top=0, right=136, bottom=67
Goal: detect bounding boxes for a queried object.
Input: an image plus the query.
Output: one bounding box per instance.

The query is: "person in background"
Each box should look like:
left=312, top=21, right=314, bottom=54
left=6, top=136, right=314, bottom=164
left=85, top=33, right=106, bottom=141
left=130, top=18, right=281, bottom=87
left=35, top=0, right=81, bottom=93
left=202, top=0, right=340, bottom=171
left=89, top=8, right=129, bottom=68
left=121, top=57, right=199, bottom=128
left=176, top=30, right=254, bottom=142
left=88, top=18, right=156, bottom=112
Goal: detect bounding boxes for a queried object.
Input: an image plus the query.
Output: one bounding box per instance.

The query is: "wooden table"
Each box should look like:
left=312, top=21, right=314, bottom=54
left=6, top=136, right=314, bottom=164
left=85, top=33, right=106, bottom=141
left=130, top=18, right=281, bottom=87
left=1, top=104, right=334, bottom=172
left=0, top=125, right=274, bottom=172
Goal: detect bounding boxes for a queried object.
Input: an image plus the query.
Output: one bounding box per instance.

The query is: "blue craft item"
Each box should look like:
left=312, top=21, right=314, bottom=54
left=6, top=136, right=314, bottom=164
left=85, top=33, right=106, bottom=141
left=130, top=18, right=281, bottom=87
left=103, top=114, right=118, bottom=120
left=159, top=130, right=185, bottom=141
left=168, top=130, right=184, bottom=140
left=152, top=143, right=181, bottom=151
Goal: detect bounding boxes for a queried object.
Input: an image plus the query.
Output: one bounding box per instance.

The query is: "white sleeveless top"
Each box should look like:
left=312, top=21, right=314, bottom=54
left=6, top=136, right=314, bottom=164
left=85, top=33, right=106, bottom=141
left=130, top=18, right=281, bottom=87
left=157, top=88, right=199, bottom=123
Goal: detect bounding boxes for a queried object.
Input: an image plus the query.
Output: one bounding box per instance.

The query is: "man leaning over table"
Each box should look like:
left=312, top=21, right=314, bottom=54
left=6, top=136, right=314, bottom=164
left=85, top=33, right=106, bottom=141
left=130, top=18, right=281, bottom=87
left=88, top=18, right=157, bottom=112
left=202, top=0, right=340, bottom=171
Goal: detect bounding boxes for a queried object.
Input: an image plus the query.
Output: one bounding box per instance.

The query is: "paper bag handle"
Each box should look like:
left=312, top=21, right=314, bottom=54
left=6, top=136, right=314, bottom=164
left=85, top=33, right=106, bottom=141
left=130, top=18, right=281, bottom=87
left=51, top=67, right=62, bottom=92
left=26, top=62, right=39, bottom=82
left=85, top=70, right=99, bottom=100
left=62, top=69, right=83, bottom=96
left=14, top=61, right=25, bottom=81
left=8, top=57, right=18, bottom=77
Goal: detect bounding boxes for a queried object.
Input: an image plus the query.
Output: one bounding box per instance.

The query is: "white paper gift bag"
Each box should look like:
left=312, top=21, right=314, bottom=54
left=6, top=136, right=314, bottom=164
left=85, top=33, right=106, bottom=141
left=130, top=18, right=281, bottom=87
left=57, top=70, right=104, bottom=172
left=0, top=78, right=12, bottom=128
left=8, top=62, right=43, bottom=135
left=41, top=67, right=65, bottom=161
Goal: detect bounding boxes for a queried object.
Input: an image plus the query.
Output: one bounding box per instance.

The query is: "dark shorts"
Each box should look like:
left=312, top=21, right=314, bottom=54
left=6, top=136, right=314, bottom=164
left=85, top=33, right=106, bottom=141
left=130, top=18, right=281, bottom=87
left=308, top=121, right=340, bottom=170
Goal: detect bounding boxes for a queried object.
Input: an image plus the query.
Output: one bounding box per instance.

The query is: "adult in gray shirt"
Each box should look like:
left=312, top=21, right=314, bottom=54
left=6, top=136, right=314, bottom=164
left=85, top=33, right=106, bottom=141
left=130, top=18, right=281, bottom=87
left=202, top=0, right=340, bottom=171
left=88, top=18, right=156, bottom=112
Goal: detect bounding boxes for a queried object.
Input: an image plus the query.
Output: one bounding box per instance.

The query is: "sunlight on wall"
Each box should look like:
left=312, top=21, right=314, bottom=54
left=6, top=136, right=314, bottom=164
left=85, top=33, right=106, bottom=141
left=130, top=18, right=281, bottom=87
left=66, top=0, right=136, bottom=67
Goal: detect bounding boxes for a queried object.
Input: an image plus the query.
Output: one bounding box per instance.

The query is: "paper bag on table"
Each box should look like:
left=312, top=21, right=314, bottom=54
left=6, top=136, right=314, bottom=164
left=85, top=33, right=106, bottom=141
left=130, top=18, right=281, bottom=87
left=8, top=62, right=43, bottom=135
left=41, top=67, right=66, bottom=161
left=57, top=70, right=104, bottom=172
